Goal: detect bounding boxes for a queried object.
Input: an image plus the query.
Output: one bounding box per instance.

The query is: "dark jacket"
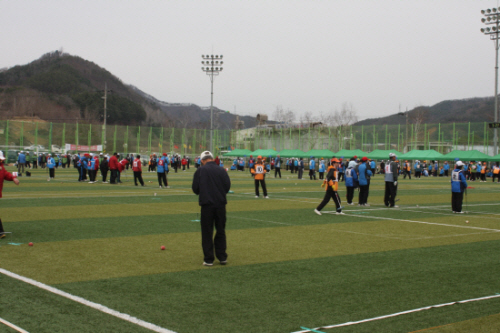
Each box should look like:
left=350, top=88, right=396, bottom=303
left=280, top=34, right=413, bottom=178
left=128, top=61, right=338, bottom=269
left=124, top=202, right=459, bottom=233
left=192, top=161, right=231, bottom=207
left=100, top=159, right=109, bottom=172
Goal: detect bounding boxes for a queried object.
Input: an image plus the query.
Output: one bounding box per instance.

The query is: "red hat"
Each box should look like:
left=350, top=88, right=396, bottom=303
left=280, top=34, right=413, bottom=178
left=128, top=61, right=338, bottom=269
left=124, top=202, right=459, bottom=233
left=361, top=156, right=368, bottom=162
left=353, top=155, right=357, bottom=159
left=163, top=153, right=167, bottom=156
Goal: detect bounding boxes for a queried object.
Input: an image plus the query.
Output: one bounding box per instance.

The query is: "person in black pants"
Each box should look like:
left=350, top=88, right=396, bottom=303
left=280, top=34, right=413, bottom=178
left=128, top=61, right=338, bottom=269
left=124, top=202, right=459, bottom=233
left=100, top=156, right=109, bottom=183
left=314, top=158, right=343, bottom=215
left=192, top=151, right=231, bottom=266
left=274, top=155, right=282, bottom=178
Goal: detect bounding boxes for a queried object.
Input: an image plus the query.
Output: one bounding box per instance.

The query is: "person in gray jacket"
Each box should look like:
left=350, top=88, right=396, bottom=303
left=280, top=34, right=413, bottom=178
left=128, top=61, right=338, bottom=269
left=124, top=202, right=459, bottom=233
left=384, top=153, right=399, bottom=208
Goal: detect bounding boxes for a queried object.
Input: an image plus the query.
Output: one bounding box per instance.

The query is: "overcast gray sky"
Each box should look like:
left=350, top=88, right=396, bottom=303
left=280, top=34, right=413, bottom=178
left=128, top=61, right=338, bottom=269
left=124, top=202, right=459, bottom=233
left=1, top=0, right=499, bottom=121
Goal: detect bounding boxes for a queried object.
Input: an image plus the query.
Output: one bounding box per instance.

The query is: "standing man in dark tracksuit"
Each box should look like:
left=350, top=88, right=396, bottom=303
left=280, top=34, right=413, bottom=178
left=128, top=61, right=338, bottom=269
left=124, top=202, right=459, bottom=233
left=274, top=155, right=282, bottom=178
left=192, top=151, right=231, bottom=267
left=384, top=153, right=399, bottom=208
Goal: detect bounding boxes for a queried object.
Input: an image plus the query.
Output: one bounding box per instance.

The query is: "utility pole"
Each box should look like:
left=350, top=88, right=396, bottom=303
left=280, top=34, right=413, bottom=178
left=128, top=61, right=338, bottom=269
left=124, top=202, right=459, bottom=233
left=201, top=54, right=224, bottom=153
left=101, top=83, right=112, bottom=152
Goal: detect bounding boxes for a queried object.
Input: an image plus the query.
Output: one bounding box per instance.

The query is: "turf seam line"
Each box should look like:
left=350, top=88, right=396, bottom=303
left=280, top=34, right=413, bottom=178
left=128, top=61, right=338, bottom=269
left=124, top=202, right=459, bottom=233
left=0, top=268, right=176, bottom=333
left=291, top=293, right=500, bottom=333
left=0, top=317, right=30, bottom=333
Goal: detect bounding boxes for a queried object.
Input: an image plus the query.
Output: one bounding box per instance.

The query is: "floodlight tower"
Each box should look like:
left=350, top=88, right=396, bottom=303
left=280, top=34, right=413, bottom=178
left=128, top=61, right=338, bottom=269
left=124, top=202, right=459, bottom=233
left=201, top=54, right=224, bottom=153
left=481, top=7, right=500, bottom=155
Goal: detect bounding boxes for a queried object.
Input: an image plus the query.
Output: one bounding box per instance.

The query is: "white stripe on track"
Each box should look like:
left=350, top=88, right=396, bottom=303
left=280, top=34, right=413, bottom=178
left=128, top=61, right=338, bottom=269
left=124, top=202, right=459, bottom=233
left=0, top=269, right=176, bottom=333
left=0, top=317, right=30, bottom=333
left=291, top=293, right=500, bottom=333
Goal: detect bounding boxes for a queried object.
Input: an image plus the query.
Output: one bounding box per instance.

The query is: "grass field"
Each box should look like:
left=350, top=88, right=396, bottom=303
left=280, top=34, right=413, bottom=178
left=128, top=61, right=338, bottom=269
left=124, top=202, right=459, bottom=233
left=1, top=164, right=500, bottom=333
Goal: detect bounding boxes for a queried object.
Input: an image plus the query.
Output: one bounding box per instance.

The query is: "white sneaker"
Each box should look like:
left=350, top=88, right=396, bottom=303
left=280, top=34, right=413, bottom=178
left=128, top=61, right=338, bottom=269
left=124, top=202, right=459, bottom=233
left=255, top=196, right=259, bottom=198
left=102, top=181, right=108, bottom=184
left=336, top=212, right=345, bottom=215
left=159, top=186, right=162, bottom=189
left=314, top=209, right=322, bottom=216
left=347, top=203, right=353, bottom=205
left=364, top=203, right=370, bottom=207
left=390, top=205, right=399, bottom=208
left=166, top=186, right=170, bottom=188
left=456, top=211, right=464, bottom=214
left=265, top=196, right=269, bottom=199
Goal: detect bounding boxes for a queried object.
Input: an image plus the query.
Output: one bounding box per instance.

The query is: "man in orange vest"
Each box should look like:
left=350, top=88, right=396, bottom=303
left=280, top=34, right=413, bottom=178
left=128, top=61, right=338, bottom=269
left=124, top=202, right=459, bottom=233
left=314, top=158, right=344, bottom=215
left=403, top=160, right=411, bottom=179
left=132, top=154, right=145, bottom=186
left=493, top=162, right=500, bottom=183
left=251, top=155, right=268, bottom=198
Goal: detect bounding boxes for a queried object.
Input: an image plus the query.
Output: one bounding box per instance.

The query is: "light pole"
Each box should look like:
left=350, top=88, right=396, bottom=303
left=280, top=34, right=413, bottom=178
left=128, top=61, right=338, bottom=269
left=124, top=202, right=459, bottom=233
left=101, top=83, right=112, bottom=152
left=201, top=54, right=224, bottom=153
left=481, top=7, right=500, bottom=155
left=398, top=109, right=408, bottom=152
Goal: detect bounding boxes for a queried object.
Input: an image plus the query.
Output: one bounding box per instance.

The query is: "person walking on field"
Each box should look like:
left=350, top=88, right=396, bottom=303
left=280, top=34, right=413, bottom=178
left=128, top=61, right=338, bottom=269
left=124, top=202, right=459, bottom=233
left=384, top=153, right=399, bottom=208
left=192, top=151, right=231, bottom=266
left=251, top=155, right=269, bottom=198
left=274, top=155, right=282, bottom=178
left=157, top=153, right=169, bottom=188
left=132, top=154, right=145, bottom=186
left=0, top=151, right=20, bottom=239
left=314, top=158, right=344, bottom=215
left=451, top=161, right=467, bottom=214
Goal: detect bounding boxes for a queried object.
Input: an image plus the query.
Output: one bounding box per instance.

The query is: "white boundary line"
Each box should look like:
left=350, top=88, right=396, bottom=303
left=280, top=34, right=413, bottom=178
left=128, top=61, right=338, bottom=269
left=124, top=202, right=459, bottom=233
left=0, top=269, right=176, bottom=333
left=291, top=293, right=500, bottom=333
left=0, top=317, right=30, bottom=333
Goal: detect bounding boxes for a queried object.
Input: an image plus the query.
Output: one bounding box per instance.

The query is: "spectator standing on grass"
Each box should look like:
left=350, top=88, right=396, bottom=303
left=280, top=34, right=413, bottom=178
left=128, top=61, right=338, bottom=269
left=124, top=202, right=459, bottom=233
left=47, top=154, right=55, bottom=179
left=451, top=161, right=467, bottom=214
left=109, top=152, right=119, bottom=184
left=403, top=160, right=412, bottom=179
left=157, top=153, right=169, bottom=188
left=274, top=155, right=282, bottom=178
left=345, top=160, right=358, bottom=205
left=492, top=162, right=500, bottom=182
left=318, top=158, right=326, bottom=180
left=133, top=154, right=145, bottom=186
left=443, top=161, right=450, bottom=177
left=182, top=156, right=187, bottom=171
left=358, top=157, right=372, bottom=206
left=414, top=160, right=422, bottom=179
left=370, top=159, right=376, bottom=177
left=384, top=153, right=399, bottom=208
left=117, top=155, right=127, bottom=183
left=0, top=151, right=20, bottom=240
left=314, top=158, right=343, bottom=215
left=192, top=151, right=231, bottom=267
left=100, top=155, right=109, bottom=183
left=17, top=151, right=26, bottom=176
left=480, top=162, right=487, bottom=182
left=309, top=157, right=316, bottom=180
left=251, top=155, right=268, bottom=198
left=337, top=158, right=344, bottom=182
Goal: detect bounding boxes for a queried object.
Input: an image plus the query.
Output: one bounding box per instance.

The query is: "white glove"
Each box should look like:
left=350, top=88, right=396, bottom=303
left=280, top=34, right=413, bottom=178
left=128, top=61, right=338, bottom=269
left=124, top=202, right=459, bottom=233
left=394, top=181, right=398, bottom=186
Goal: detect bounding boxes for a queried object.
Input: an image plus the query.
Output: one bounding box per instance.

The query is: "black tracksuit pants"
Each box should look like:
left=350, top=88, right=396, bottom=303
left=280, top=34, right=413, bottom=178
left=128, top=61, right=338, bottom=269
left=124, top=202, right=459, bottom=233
left=346, top=187, right=355, bottom=204
left=309, top=169, right=316, bottom=180
left=452, top=192, right=464, bottom=212
left=158, top=172, right=168, bottom=186
left=255, top=179, right=267, bottom=197
left=384, top=182, right=398, bottom=207
left=316, top=186, right=341, bottom=212
left=102, top=170, right=108, bottom=182
left=134, top=171, right=144, bottom=186
left=275, top=167, right=281, bottom=178
left=110, top=169, right=117, bottom=184
left=200, top=205, right=227, bottom=263
left=359, top=185, right=369, bottom=205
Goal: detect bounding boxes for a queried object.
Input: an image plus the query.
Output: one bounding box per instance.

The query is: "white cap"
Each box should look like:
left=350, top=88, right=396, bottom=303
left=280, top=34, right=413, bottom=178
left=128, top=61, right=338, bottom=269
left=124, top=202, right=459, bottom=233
left=0, top=151, right=5, bottom=160
left=200, top=151, right=213, bottom=160
left=100, top=153, right=103, bottom=155
left=456, top=161, right=464, bottom=167
left=389, top=153, right=396, bottom=158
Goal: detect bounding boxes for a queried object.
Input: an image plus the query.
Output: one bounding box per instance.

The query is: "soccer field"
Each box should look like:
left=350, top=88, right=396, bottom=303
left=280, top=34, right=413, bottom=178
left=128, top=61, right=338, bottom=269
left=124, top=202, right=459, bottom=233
left=1, top=166, right=500, bottom=333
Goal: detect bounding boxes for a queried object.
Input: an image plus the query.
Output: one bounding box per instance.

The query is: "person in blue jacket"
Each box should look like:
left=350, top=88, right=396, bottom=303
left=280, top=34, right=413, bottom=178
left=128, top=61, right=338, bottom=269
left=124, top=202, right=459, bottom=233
left=309, top=157, right=316, bottom=180
left=337, top=159, right=344, bottom=182
left=157, top=153, right=169, bottom=188
left=358, top=157, right=373, bottom=206
left=451, top=161, right=468, bottom=214
left=17, top=151, right=26, bottom=176
left=345, top=160, right=358, bottom=205
left=414, top=160, right=422, bottom=178
left=47, top=153, right=56, bottom=179
left=293, top=158, right=299, bottom=174
left=370, top=159, right=376, bottom=176
left=318, top=158, right=326, bottom=180
left=443, top=161, right=450, bottom=177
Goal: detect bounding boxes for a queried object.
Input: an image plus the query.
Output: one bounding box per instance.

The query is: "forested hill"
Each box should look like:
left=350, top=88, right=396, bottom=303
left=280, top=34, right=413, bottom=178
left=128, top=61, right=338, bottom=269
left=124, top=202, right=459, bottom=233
left=355, top=97, right=496, bottom=126
left=0, top=51, right=258, bottom=129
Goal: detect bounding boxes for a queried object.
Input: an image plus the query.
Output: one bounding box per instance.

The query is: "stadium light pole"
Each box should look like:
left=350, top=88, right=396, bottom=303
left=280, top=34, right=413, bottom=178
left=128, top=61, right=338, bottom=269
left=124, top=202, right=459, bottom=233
left=397, top=109, right=408, bottom=152
left=481, top=7, right=500, bottom=155
left=201, top=54, right=224, bottom=153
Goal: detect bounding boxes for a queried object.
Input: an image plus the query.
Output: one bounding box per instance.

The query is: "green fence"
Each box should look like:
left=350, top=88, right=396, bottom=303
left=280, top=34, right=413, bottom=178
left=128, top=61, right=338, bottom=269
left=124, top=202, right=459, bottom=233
left=0, top=120, right=234, bottom=157
left=1, top=120, right=497, bottom=157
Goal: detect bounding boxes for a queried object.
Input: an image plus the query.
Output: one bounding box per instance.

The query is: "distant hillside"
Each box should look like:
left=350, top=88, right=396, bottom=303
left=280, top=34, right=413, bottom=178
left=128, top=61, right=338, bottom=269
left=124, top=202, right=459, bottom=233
left=355, top=97, right=496, bottom=126
left=0, top=51, right=258, bottom=129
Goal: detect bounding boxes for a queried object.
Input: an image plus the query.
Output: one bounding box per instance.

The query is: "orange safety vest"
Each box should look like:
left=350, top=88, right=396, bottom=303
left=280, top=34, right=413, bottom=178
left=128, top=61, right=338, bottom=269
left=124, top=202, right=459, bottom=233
left=324, top=166, right=338, bottom=191
left=251, top=162, right=266, bottom=180
left=494, top=167, right=500, bottom=175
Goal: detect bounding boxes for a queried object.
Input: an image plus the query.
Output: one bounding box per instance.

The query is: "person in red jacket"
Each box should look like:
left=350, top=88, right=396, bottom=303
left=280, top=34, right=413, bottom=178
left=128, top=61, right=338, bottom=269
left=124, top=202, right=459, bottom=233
left=109, top=152, right=119, bottom=184
left=0, top=151, right=20, bottom=239
left=182, top=156, right=187, bottom=171
left=117, top=156, right=128, bottom=184
left=132, top=154, right=145, bottom=186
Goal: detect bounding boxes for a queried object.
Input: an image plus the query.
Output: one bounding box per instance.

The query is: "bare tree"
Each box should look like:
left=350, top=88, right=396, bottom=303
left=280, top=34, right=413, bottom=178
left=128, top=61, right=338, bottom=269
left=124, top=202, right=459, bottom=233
left=409, top=106, right=429, bottom=142
left=273, top=105, right=296, bottom=125
left=331, top=102, right=358, bottom=127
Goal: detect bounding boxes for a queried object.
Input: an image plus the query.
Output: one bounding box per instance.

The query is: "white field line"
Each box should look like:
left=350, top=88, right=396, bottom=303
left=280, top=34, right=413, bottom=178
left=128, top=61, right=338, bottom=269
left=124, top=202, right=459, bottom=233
left=323, top=211, right=500, bottom=232
left=0, top=268, right=176, bottom=333
left=291, top=293, right=500, bottom=333
left=399, top=208, right=500, bottom=221
left=0, top=317, right=30, bottom=333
